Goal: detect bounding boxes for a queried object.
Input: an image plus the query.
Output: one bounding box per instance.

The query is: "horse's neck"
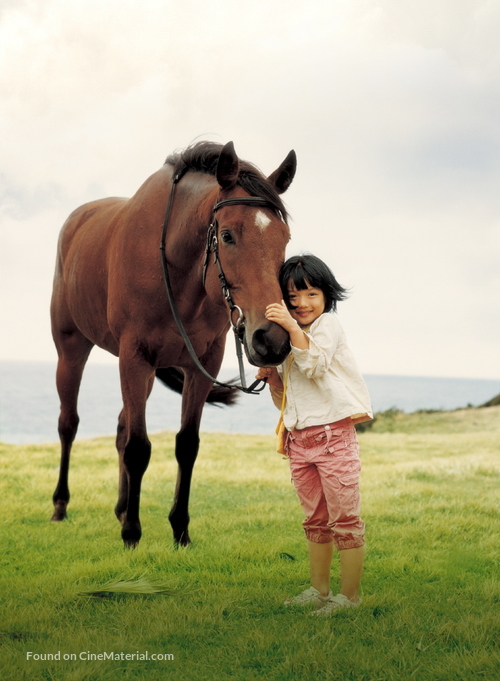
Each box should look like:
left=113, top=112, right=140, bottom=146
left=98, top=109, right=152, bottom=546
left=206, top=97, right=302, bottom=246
left=163, top=174, right=223, bottom=314
left=171, top=171, right=217, bottom=238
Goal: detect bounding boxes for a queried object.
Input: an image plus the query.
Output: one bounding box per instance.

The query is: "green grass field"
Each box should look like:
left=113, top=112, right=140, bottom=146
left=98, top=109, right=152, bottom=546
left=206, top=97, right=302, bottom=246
left=1, top=406, right=499, bottom=681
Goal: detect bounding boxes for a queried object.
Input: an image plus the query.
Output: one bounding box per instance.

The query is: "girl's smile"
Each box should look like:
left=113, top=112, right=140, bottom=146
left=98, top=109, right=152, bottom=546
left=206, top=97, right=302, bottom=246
left=287, top=282, right=326, bottom=327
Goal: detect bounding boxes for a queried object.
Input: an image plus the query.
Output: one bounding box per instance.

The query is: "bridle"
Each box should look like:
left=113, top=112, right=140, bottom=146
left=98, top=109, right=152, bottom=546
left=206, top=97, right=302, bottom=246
left=202, top=195, right=277, bottom=339
left=159, top=169, right=280, bottom=395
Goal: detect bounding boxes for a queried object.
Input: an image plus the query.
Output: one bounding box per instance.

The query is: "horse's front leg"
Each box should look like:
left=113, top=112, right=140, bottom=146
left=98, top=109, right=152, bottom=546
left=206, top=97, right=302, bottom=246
left=168, top=368, right=217, bottom=547
left=117, top=354, right=155, bottom=548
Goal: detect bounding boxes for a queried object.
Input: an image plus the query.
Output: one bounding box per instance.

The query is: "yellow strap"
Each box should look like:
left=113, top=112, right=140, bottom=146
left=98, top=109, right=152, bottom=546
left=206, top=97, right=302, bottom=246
left=279, top=356, right=293, bottom=417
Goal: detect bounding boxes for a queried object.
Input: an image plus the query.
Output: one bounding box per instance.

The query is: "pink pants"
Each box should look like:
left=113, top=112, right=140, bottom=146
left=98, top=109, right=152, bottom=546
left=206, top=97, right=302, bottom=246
left=286, top=418, right=365, bottom=550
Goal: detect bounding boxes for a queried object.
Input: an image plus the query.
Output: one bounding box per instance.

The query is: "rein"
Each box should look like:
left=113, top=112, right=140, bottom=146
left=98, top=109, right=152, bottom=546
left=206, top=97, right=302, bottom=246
left=159, top=171, right=274, bottom=395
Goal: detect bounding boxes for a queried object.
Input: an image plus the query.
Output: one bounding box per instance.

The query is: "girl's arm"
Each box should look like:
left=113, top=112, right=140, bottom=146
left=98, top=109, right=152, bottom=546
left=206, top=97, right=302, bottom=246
left=255, top=366, right=283, bottom=389
left=269, top=384, right=284, bottom=409
left=266, top=303, right=341, bottom=380
left=264, top=301, right=309, bottom=349
left=255, top=367, right=283, bottom=410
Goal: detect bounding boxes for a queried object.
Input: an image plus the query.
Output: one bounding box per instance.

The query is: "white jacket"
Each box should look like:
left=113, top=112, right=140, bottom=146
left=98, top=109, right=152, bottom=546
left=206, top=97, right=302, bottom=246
left=271, top=313, right=373, bottom=430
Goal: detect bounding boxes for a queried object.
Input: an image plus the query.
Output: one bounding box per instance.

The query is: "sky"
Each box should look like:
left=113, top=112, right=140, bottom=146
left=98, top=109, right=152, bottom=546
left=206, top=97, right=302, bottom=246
left=1, top=0, right=499, bottom=380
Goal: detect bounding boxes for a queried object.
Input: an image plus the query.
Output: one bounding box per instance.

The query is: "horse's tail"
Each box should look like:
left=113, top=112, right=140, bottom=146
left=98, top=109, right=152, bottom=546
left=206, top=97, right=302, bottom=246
left=155, top=368, right=239, bottom=406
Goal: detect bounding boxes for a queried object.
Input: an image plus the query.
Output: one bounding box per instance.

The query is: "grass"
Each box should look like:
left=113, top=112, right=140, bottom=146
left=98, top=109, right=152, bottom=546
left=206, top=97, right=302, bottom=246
left=0, top=406, right=499, bottom=680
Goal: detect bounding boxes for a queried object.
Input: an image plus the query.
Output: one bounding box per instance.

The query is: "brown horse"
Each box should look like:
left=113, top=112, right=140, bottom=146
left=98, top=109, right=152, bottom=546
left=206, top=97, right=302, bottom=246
left=50, top=141, right=296, bottom=547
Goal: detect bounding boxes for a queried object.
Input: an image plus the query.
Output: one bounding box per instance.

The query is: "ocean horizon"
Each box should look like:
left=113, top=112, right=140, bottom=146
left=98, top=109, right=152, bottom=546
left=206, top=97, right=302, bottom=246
left=1, top=360, right=499, bottom=445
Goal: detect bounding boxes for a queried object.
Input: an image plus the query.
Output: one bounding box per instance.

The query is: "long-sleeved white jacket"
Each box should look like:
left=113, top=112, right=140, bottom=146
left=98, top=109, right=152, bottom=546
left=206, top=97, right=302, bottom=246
left=270, top=313, right=373, bottom=430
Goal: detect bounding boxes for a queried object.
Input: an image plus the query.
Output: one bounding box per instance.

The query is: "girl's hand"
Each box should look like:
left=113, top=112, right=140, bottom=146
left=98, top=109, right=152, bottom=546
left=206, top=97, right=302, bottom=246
left=265, top=300, right=298, bottom=334
left=265, top=300, right=310, bottom=350
left=255, top=366, right=283, bottom=389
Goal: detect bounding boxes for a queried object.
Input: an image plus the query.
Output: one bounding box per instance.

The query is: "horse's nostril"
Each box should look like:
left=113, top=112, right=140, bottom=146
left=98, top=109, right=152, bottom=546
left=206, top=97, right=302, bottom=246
left=251, top=324, right=290, bottom=364
left=252, top=328, right=268, bottom=356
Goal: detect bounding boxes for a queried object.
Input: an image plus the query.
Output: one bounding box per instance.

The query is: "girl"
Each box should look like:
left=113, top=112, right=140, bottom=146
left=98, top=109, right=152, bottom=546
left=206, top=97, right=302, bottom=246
left=256, top=254, right=372, bottom=616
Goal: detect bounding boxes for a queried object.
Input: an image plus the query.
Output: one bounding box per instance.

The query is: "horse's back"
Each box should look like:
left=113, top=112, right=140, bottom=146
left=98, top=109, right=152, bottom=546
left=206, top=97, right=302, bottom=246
left=56, top=197, right=128, bottom=261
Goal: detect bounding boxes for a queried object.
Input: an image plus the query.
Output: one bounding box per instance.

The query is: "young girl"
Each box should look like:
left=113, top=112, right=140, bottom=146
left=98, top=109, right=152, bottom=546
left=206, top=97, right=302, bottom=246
left=256, top=254, right=372, bottom=616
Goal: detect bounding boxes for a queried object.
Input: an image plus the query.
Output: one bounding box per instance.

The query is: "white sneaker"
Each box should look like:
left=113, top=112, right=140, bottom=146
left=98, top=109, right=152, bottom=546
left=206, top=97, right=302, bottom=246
left=284, top=586, right=332, bottom=607
left=311, top=593, right=361, bottom=616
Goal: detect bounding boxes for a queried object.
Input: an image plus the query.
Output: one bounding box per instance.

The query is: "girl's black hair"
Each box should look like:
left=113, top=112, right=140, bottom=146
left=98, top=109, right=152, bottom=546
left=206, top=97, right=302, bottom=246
left=279, top=254, right=349, bottom=313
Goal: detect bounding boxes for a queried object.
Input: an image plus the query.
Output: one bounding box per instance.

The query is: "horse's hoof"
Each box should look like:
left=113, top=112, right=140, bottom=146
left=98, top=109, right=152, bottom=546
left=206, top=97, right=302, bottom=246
left=121, top=523, right=141, bottom=548
left=51, top=513, right=66, bottom=522
left=51, top=504, right=67, bottom=521
left=173, top=530, right=191, bottom=548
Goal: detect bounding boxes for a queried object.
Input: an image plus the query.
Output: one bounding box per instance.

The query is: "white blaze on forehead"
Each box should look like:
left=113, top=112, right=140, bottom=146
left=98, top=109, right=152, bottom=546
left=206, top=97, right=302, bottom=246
left=255, top=210, right=271, bottom=232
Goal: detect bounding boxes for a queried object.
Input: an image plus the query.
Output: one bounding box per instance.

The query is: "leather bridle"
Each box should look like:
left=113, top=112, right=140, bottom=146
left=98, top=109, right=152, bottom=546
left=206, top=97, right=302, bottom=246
left=159, top=170, right=279, bottom=394
left=202, top=196, right=279, bottom=338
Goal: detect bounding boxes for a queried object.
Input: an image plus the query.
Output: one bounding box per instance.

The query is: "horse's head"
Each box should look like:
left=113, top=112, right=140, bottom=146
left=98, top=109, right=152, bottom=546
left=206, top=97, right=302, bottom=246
left=205, top=142, right=297, bottom=367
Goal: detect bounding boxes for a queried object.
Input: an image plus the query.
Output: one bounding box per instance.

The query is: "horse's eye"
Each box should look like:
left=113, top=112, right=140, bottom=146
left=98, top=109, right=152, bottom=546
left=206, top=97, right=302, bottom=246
left=220, top=230, right=235, bottom=244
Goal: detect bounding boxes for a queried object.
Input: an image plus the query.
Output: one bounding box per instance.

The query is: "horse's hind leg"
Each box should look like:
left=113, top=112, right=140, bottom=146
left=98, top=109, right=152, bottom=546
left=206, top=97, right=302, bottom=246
left=115, top=408, right=128, bottom=524
left=51, top=331, right=93, bottom=521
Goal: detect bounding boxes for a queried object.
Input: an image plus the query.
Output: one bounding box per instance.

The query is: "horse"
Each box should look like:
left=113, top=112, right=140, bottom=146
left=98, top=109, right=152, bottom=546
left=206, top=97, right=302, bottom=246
left=50, top=140, right=297, bottom=547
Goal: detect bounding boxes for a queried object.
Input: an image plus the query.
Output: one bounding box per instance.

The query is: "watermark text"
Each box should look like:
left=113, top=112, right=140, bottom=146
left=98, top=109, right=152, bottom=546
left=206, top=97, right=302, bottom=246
left=26, top=651, right=174, bottom=662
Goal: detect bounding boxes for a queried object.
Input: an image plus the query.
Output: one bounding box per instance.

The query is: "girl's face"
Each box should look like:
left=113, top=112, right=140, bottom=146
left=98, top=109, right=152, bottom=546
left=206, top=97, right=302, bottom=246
left=287, top=280, right=326, bottom=327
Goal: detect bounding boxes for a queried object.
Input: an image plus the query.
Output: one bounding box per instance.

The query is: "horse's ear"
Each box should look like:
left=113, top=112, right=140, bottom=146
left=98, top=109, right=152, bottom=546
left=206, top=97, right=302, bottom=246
left=267, top=150, right=297, bottom=194
left=216, top=141, right=239, bottom=190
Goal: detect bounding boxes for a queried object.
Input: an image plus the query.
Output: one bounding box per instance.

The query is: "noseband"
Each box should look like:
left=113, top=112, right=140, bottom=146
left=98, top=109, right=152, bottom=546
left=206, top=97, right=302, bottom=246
left=159, top=169, right=277, bottom=394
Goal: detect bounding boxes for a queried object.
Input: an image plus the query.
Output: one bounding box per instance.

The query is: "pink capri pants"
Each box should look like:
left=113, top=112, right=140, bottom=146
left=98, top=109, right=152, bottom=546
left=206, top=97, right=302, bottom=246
left=286, top=418, right=365, bottom=550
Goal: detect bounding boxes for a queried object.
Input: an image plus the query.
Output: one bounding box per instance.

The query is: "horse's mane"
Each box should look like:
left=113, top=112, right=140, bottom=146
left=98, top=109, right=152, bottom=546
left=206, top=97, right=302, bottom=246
left=165, top=141, right=288, bottom=223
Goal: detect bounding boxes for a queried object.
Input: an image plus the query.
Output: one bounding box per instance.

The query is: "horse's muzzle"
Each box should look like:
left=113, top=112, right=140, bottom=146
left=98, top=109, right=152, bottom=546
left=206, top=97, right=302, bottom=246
left=245, top=321, right=291, bottom=367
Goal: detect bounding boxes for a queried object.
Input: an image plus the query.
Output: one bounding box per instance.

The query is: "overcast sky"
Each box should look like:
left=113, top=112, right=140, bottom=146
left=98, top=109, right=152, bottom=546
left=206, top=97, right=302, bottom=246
left=1, top=0, right=499, bottom=379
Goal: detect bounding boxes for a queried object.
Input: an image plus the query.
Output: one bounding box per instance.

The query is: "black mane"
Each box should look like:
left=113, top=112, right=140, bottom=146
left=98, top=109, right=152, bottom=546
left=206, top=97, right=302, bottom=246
left=165, top=141, right=288, bottom=223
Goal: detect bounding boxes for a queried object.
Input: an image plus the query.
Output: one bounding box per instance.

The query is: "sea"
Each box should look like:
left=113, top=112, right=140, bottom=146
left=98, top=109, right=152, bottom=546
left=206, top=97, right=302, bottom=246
left=1, top=360, right=499, bottom=445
